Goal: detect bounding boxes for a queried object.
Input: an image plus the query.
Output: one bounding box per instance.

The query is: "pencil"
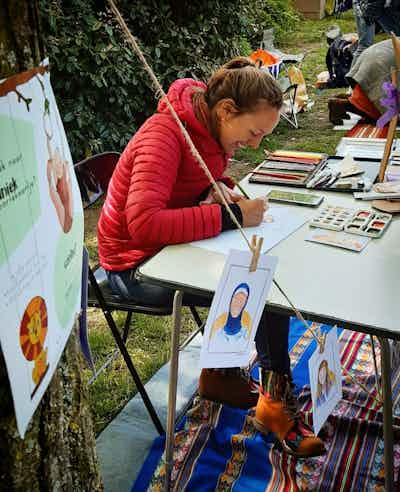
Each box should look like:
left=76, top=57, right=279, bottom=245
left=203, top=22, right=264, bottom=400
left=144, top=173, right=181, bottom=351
left=234, top=180, right=251, bottom=199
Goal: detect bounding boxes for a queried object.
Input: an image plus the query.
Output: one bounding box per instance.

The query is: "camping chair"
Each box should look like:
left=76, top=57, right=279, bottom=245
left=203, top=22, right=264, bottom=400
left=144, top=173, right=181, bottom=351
left=75, top=152, right=203, bottom=435
left=278, top=77, right=299, bottom=129
left=249, top=48, right=299, bottom=129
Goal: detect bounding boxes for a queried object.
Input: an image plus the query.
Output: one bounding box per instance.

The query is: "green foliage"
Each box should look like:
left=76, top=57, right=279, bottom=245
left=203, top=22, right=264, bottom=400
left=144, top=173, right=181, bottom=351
left=38, top=0, right=298, bottom=161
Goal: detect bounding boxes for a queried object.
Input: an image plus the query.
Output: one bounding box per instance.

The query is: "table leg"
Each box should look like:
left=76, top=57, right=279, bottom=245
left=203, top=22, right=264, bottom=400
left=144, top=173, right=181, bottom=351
left=378, top=336, right=395, bottom=492
left=165, top=290, right=183, bottom=492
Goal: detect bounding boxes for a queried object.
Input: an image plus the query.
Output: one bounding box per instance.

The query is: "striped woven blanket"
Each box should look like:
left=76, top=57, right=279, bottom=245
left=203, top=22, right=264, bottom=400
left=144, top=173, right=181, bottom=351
left=133, top=320, right=400, bottom=491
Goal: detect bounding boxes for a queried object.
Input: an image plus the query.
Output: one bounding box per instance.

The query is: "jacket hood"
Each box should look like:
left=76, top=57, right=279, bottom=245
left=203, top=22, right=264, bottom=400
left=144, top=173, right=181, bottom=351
left=157, top=79, right=221, bottom=152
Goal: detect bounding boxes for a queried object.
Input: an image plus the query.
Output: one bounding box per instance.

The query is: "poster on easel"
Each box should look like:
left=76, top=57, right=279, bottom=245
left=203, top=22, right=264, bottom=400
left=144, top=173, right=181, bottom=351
left=0, top=61, right=84, bottom=437
left=200, top=249, right=277, bottom=369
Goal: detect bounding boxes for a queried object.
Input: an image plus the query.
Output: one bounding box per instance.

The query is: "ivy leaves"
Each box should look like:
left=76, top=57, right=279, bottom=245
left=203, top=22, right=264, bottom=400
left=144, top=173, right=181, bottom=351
left=38, top=0, right=297, bottom=161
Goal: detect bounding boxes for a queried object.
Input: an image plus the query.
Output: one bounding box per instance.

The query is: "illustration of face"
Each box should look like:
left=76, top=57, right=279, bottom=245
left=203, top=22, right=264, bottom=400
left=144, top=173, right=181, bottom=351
left=318, top=361, right=327, bottom=385
left=27, top=312, right=41, bottom=345
left=230, top=291, right=248, bottom=317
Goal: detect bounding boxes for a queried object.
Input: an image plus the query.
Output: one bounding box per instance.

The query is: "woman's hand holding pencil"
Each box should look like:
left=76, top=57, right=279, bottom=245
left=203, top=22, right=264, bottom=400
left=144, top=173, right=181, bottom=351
left=200, top=179, right=268, bottom=227
left=199, top=181, right=243, bottom=205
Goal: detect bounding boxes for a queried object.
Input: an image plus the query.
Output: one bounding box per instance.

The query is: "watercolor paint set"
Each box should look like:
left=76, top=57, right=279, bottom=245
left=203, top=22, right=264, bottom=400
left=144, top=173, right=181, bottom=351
left=249, top=150, right=328, bottom=187
left=309, top=205, right=392, bottom=239
left=249, top=152, right=380, bottom=192
left=344, top=211, right=392, bottom=238
left=309, top=206, right=356, bottom=231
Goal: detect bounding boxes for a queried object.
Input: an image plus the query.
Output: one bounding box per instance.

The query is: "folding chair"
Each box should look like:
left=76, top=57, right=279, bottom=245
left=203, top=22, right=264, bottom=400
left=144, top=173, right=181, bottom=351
left=75, top=152, right=203, bottom=435
left=278, top=77, right=299, bottom=129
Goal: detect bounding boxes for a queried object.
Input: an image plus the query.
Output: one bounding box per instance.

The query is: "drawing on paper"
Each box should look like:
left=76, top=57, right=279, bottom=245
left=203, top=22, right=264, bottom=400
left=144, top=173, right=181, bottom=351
left=19, top=296, right=49, bottom=398
left=308, top=327, right=342, bottom=435
left=200, top=250, right=278, bottom=369
left=208, top=282, right=252, bottom=353
left=316, top=359, right=336, bottom=407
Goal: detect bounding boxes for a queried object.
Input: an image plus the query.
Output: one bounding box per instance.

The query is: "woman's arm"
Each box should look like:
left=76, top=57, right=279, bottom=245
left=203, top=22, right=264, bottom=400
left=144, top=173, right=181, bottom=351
left=124, top=120, right=223, bottom=247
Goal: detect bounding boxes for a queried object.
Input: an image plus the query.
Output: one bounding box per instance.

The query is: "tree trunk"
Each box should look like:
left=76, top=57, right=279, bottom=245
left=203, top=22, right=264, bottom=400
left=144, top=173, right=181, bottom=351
left=0, top=2, right=103, bottom=490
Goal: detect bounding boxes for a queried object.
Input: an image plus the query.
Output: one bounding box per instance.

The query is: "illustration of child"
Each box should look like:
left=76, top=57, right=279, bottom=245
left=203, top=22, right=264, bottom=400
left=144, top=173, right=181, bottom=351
left=316, top=359, right=336, bottom=407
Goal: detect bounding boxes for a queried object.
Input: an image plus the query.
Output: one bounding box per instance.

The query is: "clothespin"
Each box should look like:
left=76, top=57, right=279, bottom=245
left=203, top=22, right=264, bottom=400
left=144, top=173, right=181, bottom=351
left=318, top=332, right=327, bottom=354
left=249, top=235, right=264, bottom=272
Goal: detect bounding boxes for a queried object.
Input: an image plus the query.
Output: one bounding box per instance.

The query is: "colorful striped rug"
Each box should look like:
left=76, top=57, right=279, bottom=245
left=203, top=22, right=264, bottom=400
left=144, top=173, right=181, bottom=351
left=133, top=320, right=400, bottom=491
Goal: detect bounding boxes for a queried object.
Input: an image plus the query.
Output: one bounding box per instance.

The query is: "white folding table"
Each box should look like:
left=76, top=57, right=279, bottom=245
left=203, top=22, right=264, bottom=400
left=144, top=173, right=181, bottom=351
left=138, top=175, right=400, bottom=491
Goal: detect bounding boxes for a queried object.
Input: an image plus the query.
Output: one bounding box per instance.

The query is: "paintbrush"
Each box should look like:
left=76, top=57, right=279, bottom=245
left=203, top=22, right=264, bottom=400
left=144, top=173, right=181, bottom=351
left=234, top=180, right=251, bottom=199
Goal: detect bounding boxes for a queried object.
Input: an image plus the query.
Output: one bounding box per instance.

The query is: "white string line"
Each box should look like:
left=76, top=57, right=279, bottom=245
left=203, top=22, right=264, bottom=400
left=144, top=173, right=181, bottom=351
left=106, top=0, right=383, bottom=403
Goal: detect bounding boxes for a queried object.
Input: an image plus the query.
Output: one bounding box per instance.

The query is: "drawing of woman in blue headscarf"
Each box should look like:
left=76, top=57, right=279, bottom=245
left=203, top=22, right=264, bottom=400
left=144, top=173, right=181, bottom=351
left=208, top=283, right=252, bottom=353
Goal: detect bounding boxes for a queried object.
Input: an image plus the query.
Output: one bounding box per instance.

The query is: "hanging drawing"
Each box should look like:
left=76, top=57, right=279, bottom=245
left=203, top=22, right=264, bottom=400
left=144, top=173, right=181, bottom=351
left=200, top=250, right=278, bottom=369
left=308, top=327, right=342, bottom=435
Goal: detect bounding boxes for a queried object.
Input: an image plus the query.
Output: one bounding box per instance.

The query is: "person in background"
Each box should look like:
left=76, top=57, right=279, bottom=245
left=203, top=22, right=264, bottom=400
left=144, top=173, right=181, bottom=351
left=98, top=57, right=324, bottom=457
left=328, top=39, right=396, bottom=125
left=351, top=0, right=400, bottom=65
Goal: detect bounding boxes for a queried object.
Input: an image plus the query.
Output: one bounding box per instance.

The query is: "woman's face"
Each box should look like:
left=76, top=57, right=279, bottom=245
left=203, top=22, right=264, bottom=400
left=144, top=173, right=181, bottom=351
left=230, top=291, right=248, bottom=317
left=215, top=101, right=280, bottom=155
left=318, top=364, right=327, bottom=385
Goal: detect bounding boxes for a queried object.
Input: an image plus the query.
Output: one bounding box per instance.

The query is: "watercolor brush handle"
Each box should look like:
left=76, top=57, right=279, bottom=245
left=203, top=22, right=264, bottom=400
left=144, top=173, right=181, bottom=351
left=251, top=171, right=304, bottom=181
left=233, top=180, right=251, bottom=199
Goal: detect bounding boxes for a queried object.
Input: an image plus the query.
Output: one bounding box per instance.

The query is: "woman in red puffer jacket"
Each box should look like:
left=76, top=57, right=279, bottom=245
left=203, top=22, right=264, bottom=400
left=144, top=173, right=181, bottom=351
left=97, top=57, right=324, bottom=458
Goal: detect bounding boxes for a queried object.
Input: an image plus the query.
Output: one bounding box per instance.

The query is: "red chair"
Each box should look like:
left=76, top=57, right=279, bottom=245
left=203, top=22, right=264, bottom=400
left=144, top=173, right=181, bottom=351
left=75, top=152, right=203, bottom=435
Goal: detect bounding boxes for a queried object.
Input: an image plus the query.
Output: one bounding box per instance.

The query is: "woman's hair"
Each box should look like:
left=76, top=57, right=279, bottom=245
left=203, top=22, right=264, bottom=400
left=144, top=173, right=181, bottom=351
left=204, top=56, right=283, bottom=113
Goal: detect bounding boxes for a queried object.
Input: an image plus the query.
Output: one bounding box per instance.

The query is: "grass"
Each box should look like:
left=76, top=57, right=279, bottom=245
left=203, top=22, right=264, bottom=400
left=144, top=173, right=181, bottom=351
left=84, top=11, right=392, bottom=434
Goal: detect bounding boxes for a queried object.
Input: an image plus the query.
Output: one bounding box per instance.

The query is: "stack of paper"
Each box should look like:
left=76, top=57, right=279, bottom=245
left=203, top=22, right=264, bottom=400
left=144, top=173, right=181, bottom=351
left=336, top=137, right=398, bottom=159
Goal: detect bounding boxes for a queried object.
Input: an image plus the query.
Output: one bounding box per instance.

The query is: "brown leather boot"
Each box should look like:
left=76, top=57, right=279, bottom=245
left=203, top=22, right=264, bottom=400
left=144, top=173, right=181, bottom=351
left=199, top=368, right=259, bottom=409
left=253, top=369, right=325, bottom=458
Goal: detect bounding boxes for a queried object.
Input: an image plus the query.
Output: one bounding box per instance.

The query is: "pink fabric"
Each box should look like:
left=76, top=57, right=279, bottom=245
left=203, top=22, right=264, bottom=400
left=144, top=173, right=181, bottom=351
left=97, top=79, right=233, bottom=271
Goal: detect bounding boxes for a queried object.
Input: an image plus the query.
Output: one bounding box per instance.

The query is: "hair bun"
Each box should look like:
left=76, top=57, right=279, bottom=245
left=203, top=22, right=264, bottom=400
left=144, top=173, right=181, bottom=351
left=224, top=57, right=256, bottom=70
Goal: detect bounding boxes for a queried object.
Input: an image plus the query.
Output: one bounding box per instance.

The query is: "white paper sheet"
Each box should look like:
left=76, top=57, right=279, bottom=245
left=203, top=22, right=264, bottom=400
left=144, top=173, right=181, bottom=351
left=308, top=327, right=342, bottom=435
left=190, top=205, right=308, bottom=255
left=200, top=250, right=278, bottom=369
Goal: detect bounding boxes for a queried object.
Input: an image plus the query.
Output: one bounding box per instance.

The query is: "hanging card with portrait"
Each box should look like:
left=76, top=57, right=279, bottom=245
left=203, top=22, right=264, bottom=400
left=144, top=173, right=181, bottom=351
left=308, top=326, right=342, bottom=435
left=0, top=61, right=84, bottom=437
left=200, top=249, right=278, bottom=369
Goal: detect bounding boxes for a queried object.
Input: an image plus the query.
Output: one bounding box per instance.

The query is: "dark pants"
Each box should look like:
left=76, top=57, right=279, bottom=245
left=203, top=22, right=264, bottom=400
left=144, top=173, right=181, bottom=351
left=106, top=268, right=290, bottom=374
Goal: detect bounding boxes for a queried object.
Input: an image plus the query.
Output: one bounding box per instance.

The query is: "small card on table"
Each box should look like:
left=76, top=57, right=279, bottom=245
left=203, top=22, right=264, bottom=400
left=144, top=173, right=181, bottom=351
left=305, top=228, right=370, bottom=252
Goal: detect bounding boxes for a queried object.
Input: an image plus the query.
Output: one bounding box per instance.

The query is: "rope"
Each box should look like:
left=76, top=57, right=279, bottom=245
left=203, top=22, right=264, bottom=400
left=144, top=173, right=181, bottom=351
left=106, top=0, right=383, bottom=406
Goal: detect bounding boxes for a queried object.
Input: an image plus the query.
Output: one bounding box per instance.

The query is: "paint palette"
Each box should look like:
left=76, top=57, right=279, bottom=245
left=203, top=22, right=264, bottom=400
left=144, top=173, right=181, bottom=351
left=310, top=205, right=392, bottom=239
left=344, top=211, right=392, bottom=238
left=309, top=206, right=356, bottom=231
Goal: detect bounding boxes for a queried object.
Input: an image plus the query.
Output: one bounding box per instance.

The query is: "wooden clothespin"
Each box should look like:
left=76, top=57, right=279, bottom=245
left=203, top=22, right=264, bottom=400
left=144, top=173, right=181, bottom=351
left=249, top=234, right=264, bottom=272
left=318, top=332, right=327, bottom=354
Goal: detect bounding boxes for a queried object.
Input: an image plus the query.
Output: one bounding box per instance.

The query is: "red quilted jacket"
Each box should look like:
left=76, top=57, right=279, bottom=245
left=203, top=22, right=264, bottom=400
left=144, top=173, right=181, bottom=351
left=97, top=79, right=233, bottom=271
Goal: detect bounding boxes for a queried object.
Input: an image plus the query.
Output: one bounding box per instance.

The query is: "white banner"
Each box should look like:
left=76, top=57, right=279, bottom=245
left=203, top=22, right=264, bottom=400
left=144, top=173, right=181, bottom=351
left=0, top=62, right=84, bottom=437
